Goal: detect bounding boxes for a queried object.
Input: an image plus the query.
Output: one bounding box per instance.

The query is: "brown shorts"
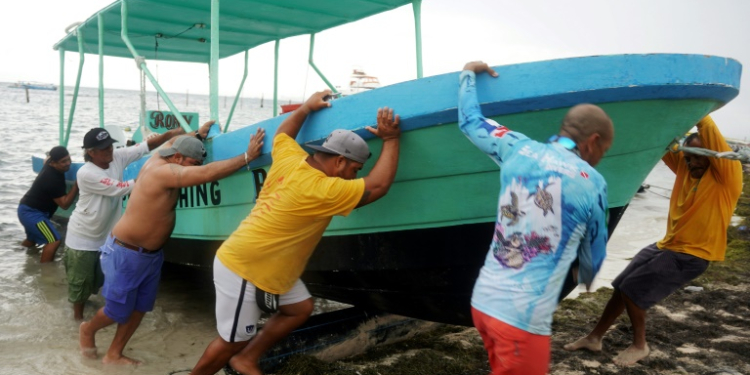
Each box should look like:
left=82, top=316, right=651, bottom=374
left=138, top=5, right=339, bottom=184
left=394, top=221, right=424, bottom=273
left=613, top=243, right=708, bottom=310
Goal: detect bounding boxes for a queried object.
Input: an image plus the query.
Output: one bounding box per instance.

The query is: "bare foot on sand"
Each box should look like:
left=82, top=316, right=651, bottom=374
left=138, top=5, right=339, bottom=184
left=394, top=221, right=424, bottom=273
left=564, top=335, right=602, bottom=352
left=228, top=357, right=263, bottom=375
left=102, top=354, right=143, bottom=365
left=613, top=344, right=650, bottom=366
left=79, top=322, right=97, bottom=359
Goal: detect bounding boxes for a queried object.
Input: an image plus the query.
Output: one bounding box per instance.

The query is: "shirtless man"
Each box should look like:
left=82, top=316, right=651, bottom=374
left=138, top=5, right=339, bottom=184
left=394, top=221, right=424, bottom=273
left=78, top=126, right=265, bottom=365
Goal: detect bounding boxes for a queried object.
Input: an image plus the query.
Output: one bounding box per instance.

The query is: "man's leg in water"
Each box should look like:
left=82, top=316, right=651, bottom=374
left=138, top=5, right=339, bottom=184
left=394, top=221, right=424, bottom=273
left=102, top=310, right=146, bottom=365
left=79, top=307, right=115, bottom=359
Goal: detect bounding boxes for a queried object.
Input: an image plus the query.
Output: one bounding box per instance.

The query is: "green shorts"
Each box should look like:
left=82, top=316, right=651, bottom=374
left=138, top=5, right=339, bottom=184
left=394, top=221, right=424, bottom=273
left=63, top=246, right=104, bottom=304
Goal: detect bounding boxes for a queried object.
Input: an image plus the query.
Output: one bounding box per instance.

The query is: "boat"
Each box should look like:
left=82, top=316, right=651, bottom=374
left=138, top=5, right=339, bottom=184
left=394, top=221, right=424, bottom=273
left=40, top=0, right=742, bottom=326
left=279, top=102, right=303, bottom=114
left=280, top=68, right=380, bottom=114
left=9, top=81, right=57, bottom=91
left=339, top=68, right=380, bottom=96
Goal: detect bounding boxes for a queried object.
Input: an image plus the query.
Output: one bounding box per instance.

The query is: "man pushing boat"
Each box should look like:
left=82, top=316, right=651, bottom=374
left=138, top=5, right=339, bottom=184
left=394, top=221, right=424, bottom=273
left=565, top=115, right=742, bottom=366
left=460, top=61, right=614, bottom=375
left=190, top=89, right=402, bottom=375
left=78, top=124, right=265, bottom=365
left=17, top=146, right=78, bottom=263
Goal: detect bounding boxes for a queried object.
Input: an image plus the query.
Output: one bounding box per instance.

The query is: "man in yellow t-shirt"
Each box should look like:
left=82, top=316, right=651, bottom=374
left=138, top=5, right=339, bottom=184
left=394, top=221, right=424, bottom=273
left=565, top=115, right=742, bottom=366
left=191, top=90, right=402, bottom=375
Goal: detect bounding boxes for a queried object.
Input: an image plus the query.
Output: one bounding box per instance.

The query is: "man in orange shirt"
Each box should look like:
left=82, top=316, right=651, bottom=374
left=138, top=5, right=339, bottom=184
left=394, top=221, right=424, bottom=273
left=564, top=115, right=742, bottom=366
left=190, top=89, right=402, bottom=375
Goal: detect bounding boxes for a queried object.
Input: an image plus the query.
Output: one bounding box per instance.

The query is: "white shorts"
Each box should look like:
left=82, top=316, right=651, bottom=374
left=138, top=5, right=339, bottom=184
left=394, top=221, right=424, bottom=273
left=213, top=256, right=311, bottom=342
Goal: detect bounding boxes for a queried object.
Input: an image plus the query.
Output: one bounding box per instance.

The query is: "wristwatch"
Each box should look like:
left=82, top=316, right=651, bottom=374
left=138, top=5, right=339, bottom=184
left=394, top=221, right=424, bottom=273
left=195, top=132, right=204, bottom=141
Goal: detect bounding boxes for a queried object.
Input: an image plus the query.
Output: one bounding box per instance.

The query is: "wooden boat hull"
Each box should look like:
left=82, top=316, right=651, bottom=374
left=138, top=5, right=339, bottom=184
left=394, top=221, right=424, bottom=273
left=41, top=54, right=741, bottom=325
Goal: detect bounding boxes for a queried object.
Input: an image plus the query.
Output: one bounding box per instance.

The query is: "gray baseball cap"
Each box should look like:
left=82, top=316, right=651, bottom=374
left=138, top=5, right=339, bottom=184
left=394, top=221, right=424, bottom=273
left=159, top=136, right=206, bottom=162
left=306, top=129, right=371, bottom=164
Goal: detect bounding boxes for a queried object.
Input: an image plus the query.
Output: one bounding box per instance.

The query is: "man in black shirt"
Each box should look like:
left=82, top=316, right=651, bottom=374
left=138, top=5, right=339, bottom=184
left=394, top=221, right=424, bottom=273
left=18, top=146, right=79, bottom=262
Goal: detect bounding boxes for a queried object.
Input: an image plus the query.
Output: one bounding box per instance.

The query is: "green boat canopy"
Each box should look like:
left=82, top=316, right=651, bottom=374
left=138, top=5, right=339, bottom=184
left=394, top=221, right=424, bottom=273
left=53, top=0, right=414, bottom=62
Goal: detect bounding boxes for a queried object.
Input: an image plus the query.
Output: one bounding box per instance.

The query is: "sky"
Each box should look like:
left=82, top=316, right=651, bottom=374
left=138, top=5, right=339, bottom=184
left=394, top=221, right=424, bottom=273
left=3, top=0, right=750, bottom=139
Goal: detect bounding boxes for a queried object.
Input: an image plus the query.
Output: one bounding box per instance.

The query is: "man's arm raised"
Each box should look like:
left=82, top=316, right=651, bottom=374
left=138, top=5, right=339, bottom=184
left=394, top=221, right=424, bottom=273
left=148, top=120, right=215, bottom=151
left=159, top=127, right=265, bottom=189
left=276, top=90, right=332, bottom=139
left=356, top=107, right=401, bottom=208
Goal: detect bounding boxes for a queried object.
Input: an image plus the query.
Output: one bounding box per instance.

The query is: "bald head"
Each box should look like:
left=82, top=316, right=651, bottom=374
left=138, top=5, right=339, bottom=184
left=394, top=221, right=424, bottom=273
left=558, top=104, right=614, bottom=166
left=560, top=104, right=614, bottom=144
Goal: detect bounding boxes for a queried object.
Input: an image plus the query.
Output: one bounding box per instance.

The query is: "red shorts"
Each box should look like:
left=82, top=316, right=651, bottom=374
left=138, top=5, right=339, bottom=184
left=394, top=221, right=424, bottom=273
left=472, top=307, right=550, bottom=375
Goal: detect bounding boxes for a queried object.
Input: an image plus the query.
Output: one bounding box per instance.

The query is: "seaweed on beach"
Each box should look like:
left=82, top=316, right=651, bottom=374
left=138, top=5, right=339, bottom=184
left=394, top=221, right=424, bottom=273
left=274, top=325, right=491, bottom=375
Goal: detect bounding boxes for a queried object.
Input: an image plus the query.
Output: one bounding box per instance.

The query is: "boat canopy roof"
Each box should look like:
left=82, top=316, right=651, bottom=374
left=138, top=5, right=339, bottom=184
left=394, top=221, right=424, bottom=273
left=53, top=0, right=413, bottom=63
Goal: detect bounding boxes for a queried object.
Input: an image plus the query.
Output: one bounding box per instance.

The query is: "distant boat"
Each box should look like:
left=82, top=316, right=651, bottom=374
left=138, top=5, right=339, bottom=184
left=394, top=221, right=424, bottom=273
left=280, top=68, right=380, bottom=114
left=340, top=68, right=380, bottom=96
left=279, top=102, right=303, bottom=114
left=9, top=81, right=57, bottom=91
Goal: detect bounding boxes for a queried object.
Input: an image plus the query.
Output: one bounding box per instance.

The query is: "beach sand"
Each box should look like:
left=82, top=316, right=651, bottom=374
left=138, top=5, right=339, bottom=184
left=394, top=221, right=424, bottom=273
left=265, top=176, right=750, bottom=375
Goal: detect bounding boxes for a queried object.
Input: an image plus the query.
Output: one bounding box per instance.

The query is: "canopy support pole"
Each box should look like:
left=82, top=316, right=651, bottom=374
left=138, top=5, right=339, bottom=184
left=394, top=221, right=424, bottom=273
left=62, top=29, right=85, bottom=147
left=98, top=13, right=105, bottom=128
left=58, top=49, right=65, bottom=145
left=120, top=0, right=191, bottom=134
left=412, top=0, right=423, bottom=79
left=273, top=40, right=279, bottom=117
left=224, top=50, right=248, bottom=133
left=308, top=33, right=338, bottom=93
left=208, top=0, right=220, bottom=138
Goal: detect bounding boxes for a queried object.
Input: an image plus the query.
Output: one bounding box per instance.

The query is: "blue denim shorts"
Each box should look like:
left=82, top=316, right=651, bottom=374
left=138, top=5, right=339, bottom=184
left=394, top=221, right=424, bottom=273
left=100, top=235, right=163, bottom=324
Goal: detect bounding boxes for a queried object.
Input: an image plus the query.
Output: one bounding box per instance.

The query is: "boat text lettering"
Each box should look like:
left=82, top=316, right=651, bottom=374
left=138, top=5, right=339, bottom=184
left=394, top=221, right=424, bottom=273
left=178, top=181, right=221, bottom=208
left=150, top=111, right=194, bottom=130
left=252, top=168, right=267, bottom=200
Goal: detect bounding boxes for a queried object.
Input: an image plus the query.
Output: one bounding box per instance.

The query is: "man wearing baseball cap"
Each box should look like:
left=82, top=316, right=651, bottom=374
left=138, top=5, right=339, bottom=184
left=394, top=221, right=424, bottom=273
left=191, top=90, right=402, bottom=375
left=18, top=145, right=78, bottom=263
left=65, top=123, right=209, bottom=323
left=79, top=125, right=265, bottom=365
left=306, top=129, right=372, bottom=165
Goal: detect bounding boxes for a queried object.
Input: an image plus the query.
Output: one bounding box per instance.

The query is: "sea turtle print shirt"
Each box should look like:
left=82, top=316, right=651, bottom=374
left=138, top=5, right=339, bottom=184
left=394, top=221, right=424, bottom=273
left=459, top=70, right=608, bottom=335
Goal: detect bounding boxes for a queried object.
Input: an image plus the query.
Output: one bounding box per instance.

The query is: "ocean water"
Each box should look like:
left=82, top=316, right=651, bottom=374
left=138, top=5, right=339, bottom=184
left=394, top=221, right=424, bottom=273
left=0, top=84, right=676, bottom=374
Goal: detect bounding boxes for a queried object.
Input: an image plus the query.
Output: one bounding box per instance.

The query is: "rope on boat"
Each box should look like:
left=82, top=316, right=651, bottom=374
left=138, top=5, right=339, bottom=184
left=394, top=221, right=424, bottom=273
left=667, top=137, right=750, bottom=163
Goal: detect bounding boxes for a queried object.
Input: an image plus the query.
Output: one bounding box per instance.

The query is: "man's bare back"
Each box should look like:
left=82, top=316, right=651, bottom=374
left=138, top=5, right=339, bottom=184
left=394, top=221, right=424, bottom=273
left=112, top=156, right=185, bottom=250
left=111, top=128, right=265, bottom=251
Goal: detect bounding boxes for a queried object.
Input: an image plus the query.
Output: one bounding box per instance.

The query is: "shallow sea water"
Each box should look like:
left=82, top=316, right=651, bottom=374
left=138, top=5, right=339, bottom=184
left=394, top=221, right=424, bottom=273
left=0, top=84, right=676, bottom=374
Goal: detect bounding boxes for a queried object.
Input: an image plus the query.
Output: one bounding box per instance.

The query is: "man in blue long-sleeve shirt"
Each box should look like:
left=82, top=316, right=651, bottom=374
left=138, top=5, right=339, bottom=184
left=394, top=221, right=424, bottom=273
left=459, top=61, right=614, bottom=375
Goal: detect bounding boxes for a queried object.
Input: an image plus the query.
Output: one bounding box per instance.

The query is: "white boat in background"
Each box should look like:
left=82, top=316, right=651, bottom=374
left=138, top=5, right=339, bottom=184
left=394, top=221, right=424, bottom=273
left=340, top=68, right=380, bottom=96
left=281, top=68, right=381, bottom=114
left=9, top=81, right=57, bottom=91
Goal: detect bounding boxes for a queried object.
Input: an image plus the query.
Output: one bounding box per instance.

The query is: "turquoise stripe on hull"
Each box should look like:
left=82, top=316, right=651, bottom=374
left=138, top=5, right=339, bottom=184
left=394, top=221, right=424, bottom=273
left=163, top=98, right=720, bottom=241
